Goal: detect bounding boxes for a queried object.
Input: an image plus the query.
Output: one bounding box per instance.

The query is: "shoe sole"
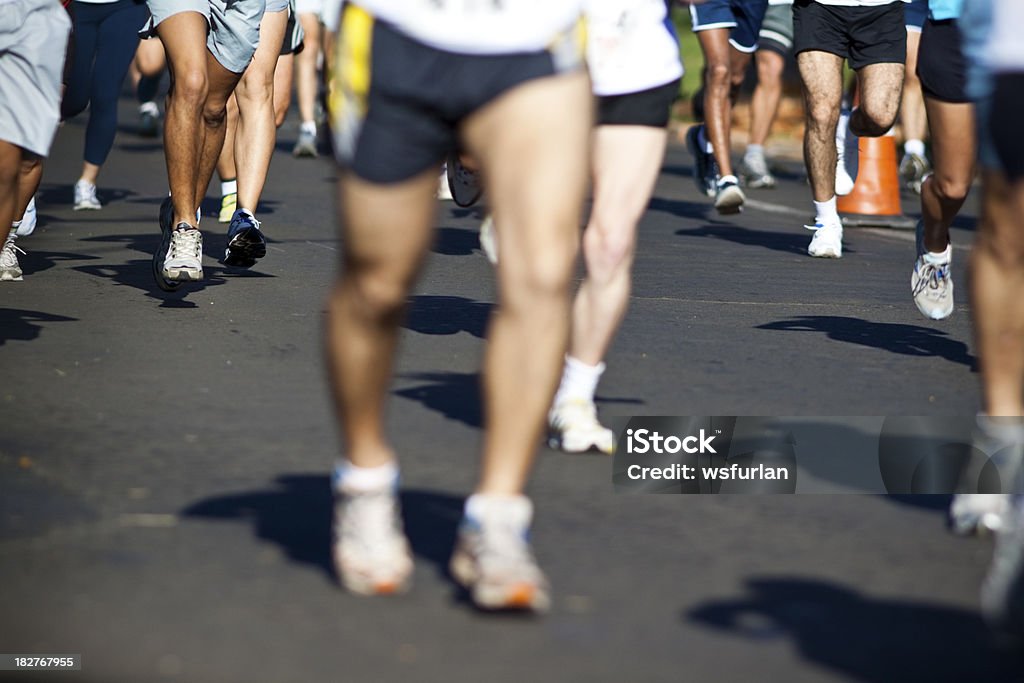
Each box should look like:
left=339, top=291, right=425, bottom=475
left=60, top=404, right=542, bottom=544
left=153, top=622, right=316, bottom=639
left=715, top=189, right=745, bottom=215
left=548, top=430, right=614, bottom=455
left=333, top=546, right=412, bottom=596
left=808, top=248, right=841, bottom=259
left=0, top=272, right=24, bottom=282
left=450, top=550, right=550, bottom=612
left=223, top=227, right=267, bottom=268
left=73, top=204, right=101, bottom=211
left=293, top=146, right=318, bottom=158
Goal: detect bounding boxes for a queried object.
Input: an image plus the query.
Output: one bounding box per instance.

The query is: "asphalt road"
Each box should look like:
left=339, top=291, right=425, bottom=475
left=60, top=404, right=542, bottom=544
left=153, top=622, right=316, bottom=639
left=1, top=98, right=1019, bottom=682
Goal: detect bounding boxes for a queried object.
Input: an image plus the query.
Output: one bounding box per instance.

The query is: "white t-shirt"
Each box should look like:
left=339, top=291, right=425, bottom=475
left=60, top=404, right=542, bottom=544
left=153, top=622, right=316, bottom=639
left=586, top=0, right=683, bottom=96
left=985, top=0, right=1024, bottom=71
left=350, top=0, right=586, bottom=56
left=812, top=0, right=906, bottom=6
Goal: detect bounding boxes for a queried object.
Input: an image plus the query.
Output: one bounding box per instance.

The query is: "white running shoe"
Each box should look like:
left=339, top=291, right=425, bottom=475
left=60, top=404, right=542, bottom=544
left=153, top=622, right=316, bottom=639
left=548, top=398, right=615, bottom=454
left=834, top=113, right=858, bottom=196
left=479, top=214, right=498, bottom=265
left=436, top=164, right=453, bottom=200
left=1, top=233, right=25, bottom=281
left=450, top=495, right=551, bottom=612
left=15, top=196, right=37, bottom=237
left=949, top=494, right=1009, bottom=536
left=292, top=128, right=318, bottom=158
left=740, top=151, right=776, bottom=189
left=806, top=220, right=843, bottom=259
left=73, top=180, right=101, bottom=211
left=981, top=496, right=1024, bottom=636
left=714, top=175, right=745, bottom=215
left=162, top=224, right=204, bottom=282
left=333, top=480, right=413, bottom=596
left=911, top=247, right=954, bottom=320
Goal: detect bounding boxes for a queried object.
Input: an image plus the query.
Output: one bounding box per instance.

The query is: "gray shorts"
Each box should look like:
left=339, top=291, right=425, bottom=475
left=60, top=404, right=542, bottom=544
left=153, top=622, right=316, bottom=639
left=144, top=0, right=266, bottom=74
left=0, top=0, right=71, bottom=157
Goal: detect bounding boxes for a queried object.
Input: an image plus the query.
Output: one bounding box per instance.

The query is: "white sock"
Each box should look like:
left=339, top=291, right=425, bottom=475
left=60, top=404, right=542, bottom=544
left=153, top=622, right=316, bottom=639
left=465, top=493, right=532, bottom=527
left=300, top=120, right=317, bottom=136
left=813, top=197, right=839, bottom=225
left=746, top=144, right=764, bottom=159
left=697, top=125, right=714, bottom=154
left=553, top=355, right=605, bottom=406
left=221, top=179, right=237, bottom=196
left=11, top=220, right=21, bottom=231
left=923, top=244, right=952, bottom=265
left=837, top=111, right=851, bottom=144
left=333, top=460, right=398, bottom=492
left=904, top=139, right=926, bottom=158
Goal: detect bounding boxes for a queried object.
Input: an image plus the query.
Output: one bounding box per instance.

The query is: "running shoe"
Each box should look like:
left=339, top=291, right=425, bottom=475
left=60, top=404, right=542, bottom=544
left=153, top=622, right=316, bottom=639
left=73, top=180, right=101, bottom=211
left=714, top=175, right=745, bottom=215
left=332, top=480, right=413, bottom=595
left=911, top=221, right=954, bottom=320
left=835, top=113, right=858, bottom=196
left=899, top=152, right=931, bottom=194
left=806, top=220, right=843, bottom=259
left=436, top=164, right=453, bottom=200
left=223, top=209, right=267, bottom=268
left=446, top=151, right=483, bottom=207
left=218, top=193, right=237, bottom=223
left=981, top=496, right=1024, bottom=638
left=159, top=222, right=203, bottom=283
left=0, top=234, right=24, bottom=282
left=949, top=495, right=1009, bottom=536
left=15, top=196, right=37, bottom=237
left=740, top=149, right=776, bottom=189
left=139, top=101, right=160, bottom=138
left=685, top=124, right=718, bottom=197
left=548, top=398, right=614, bottom=454
left=949, top=417, right=1024, bottom=535
left=479, top=214, right=498, bottom=265
left=293, top=128, right=318, bottom=158
left=449, top=495, right=551, bottom=612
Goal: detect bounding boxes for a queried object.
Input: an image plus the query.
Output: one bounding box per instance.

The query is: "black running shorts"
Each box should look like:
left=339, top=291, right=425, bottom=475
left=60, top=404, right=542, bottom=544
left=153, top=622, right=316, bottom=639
left=329, top=4, right=585, bottom=184
left=792, top=0, right=906, bottom=70
left=917, top=18, right=969, bottom=104
left=991, top=72, right=1024, bottom=182
left=597, top=79, right=680, bottom=128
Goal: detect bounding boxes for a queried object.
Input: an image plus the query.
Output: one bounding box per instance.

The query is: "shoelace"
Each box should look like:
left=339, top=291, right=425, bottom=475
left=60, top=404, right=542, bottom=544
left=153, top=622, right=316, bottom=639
left=473, top=518, right=534, bottom=569
left=170, top=228, right=201, bottom=259
left=1, top=239, right=25, bottom=264
left=913, top=262, right=949, bottom=297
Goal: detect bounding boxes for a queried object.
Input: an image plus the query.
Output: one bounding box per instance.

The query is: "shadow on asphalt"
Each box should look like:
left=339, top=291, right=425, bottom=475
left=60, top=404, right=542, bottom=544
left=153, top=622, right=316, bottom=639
left=404, top=295, right=492, bottom=339
left=395, top=372, right=482, bottom=428
left=19, top=249, right=99, bottom=276
left=757, top=316, right=975, bottom=370
left=433, top=227, right=484, bottom=256
left=674, top=223, right=847, bottom=256
left=36, top=183, right=138, bottom=209
left=687, top=577, right=1024, bottom=682
left=0, top=308, right=77, bottom=346
left=648, top=196, right=714, bottom=220
left=180, top=475, right=465, bottom=587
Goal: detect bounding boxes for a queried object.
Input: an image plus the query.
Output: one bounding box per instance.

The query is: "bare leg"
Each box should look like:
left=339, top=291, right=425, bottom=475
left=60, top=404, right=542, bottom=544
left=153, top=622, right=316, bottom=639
left=851, top=61, right=904, bottom=137
left=797, top=50, right=844, bottom=201
left=920, top=98, right=975, bottom=252
left=972, top=170, right=1024, bottom=416
left=900, top=30, right=927, bottom=147
left=16, top=155, right=42, bottom=220
left=233, top=8, right=288, bottom=212
left=697, top=29, right=742, bottom=178
left=460, top=70, right=592, bottom=495
left=571, top=125, right=667, bottom=365
left=0, top=142, right=20, bottom=242
left=296, top=13, right=321, bottom=127
left=193, top=54, right=242, bottom=217
left=274, top=52, right=294, bottom=128
left=327, top=169, right=438, bottom=468
left=216, top=95, right=239, bottom=185
left=749, top=49, right=785, bottom=148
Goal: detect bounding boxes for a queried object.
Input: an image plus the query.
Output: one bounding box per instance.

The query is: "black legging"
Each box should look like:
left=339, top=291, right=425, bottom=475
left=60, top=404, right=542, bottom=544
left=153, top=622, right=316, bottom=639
left=61, top=0, right=148, bottom=166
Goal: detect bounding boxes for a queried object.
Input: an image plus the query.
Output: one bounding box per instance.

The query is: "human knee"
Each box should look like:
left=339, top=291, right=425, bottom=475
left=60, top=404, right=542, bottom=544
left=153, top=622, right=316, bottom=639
left=929, top=172, right=972, bottom=205
left=202, top=100, right=229, bottom=128
left=705, top=61, right=731, bottom=89
left=806, top=98, right=839, bottom=131
left=172, top=68, right=208, bottom=109
left=584, top=216, right=636, bottom=278
left=855, top=100, right=899, bottom=137
left=344, top=261, right=413, bottom=318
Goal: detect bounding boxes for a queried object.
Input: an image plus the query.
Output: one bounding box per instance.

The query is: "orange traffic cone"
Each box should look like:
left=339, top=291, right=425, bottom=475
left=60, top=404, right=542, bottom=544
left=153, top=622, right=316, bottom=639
left=837, top=132, right=916, bottom=229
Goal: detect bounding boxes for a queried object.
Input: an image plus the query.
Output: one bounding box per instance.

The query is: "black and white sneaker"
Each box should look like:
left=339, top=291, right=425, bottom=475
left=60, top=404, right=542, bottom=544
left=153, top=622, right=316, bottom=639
left=223, top=209, right=267, bottom=268
left=446, top=151, right=483, bottom=207
left=685, top=124, right=719, bottom=197
left=714, top=175, right=745, bottom=214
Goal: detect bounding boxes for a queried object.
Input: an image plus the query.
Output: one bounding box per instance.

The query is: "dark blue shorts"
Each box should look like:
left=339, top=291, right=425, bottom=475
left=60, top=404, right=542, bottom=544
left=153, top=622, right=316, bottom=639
left=689, top=0, right=770, bottom=53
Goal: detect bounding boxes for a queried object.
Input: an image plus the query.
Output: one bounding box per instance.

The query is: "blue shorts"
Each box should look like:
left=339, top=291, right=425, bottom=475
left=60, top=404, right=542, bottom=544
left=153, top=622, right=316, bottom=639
left=690, top=0, right=770, bottom=53
left=905, top=0, right=926, bottom=31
